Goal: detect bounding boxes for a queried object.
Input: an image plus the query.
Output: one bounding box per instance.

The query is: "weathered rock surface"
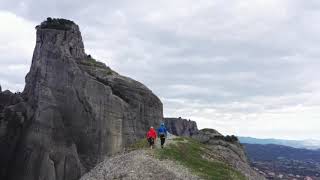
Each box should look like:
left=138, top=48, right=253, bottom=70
left=164, top=117, right=198, bottom=136
left=192, top=129, right=265, bottom=180
left=0, top=18, right=163, bottom=180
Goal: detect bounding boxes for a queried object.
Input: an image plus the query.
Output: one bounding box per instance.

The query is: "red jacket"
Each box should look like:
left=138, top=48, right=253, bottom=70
left=147, top=128, right=157, bottom=139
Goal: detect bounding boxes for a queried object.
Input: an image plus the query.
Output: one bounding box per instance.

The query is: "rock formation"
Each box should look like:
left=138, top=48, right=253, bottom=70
left=192, top=129, right=265, bottom=180
left=163, top=117, right=263, bottom=179
left=163, top=118, right=264, bottom=179
left=164, top=117, right=198, bottom=136
left=0, top=18, right=163, bottom=180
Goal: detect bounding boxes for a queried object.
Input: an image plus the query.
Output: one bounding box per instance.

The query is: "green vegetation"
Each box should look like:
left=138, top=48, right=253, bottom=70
left=173, top=137, right=185, bottom=142
left=201, top=128, right=219, bottom=133
left=79, top=55, right=111, bottom=72
left=38, top=17, right=75, bottom=30
left=156, top=137, right=246, bottom=180
left=128, top=136, right=245, bottom=179
left=224, top=135, right=239, bottom=143
left=85, top=55, right=106, bottom=68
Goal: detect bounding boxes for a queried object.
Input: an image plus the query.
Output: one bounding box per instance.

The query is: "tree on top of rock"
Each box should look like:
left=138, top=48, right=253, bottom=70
left=37, top=17, right=75, bottom=30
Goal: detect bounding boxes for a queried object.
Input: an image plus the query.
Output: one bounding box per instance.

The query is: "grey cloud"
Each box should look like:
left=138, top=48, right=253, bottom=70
left=1, top=0, right=320, bottom=139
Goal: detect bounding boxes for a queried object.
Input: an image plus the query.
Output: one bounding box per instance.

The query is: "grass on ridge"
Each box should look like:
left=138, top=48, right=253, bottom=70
left=86, top=57, right=107, bottom=68
left=156, top=137, right=246, bottom=180
left=173, top=137, right=185, bottom=142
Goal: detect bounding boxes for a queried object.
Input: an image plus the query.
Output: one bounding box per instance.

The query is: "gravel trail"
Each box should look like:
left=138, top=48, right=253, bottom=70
left=80, top=135, right=200, bottom=180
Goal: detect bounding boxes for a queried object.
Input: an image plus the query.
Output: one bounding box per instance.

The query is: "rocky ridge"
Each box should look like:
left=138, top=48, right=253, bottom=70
left=164, top=118, right=264, bottom=180
left=192, top=129, right=264, bottom=180
left=80, top=135, right=200, bottom=180
left=80, top=133, right=265, bottom=180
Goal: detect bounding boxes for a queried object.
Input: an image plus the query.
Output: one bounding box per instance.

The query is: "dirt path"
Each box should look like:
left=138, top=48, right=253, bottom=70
left=154, top=132, right=178, bottom=149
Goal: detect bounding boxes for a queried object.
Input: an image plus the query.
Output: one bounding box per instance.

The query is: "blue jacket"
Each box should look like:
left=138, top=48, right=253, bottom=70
left=157, top=124, right=167, bottom=137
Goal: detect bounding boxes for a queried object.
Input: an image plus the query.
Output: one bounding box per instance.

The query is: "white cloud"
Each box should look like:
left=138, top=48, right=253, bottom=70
left=162, top=92, right=320, bottom=140
left=0, top=11, right=35, bottom=91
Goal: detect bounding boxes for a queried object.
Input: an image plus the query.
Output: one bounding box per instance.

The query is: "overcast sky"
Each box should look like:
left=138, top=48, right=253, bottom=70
left=1, top=0, right=320, bottom=140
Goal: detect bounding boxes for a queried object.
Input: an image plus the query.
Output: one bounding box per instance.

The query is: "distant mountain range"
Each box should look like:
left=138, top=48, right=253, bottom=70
left=239, top=137, right=320, bottom=150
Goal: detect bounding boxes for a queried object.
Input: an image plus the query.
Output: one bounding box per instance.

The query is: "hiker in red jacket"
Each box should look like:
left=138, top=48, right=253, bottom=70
left=147, top=126, right=157, bottom=149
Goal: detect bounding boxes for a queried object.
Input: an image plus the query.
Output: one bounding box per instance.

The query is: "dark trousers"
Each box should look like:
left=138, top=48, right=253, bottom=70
left=160, top=134, right=166, bottom=145
left=148, top=138, right=154, bottom=146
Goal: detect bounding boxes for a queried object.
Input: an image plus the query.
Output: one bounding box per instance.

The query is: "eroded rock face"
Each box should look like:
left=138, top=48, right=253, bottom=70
left=192, top=129, right=265, bottom=180
left=164, top=117, right=198, bottom=136
left=0, top=19, right=163, bottom=180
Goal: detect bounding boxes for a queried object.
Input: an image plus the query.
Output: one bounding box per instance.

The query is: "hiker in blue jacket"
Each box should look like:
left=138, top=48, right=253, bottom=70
left=157, top=123, right=168, bottom=148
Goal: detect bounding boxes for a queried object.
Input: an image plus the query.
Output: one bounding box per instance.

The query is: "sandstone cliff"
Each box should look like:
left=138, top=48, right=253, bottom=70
left=164, top=117, right=198, bottom=136
left=0, top=18, right=163, bottom=180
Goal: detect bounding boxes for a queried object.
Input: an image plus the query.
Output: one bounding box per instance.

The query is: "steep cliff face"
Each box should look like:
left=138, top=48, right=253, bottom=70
left=164, top=117, right=198, bottom=136
left=0, top=18, right=163, bottom=180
